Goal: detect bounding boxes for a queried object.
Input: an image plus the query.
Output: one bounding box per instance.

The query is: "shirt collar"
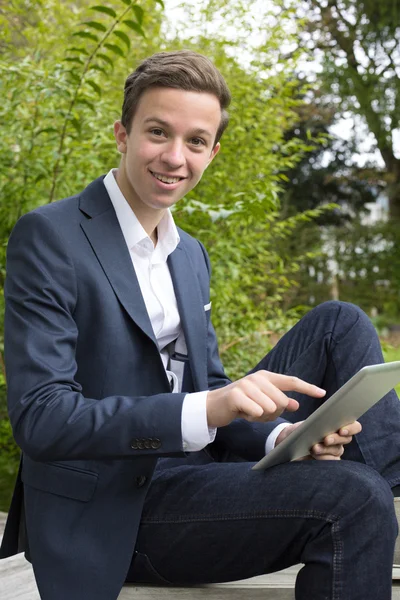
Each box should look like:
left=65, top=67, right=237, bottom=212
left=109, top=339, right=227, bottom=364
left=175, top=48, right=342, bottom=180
left=103, top=169, right=180, bottom=261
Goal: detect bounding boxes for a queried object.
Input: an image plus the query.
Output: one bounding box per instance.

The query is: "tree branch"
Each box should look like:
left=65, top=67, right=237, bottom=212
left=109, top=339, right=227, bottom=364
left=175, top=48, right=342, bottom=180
left=310, top=0, right=397, bottom=172
left=48, top=5, right=133, bottom=203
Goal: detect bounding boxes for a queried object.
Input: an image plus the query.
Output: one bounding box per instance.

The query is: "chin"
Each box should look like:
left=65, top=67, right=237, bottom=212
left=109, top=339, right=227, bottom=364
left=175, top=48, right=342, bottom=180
left=150, top=197, right=181, bottom=210
left=146, top=201, right=175, bottom=212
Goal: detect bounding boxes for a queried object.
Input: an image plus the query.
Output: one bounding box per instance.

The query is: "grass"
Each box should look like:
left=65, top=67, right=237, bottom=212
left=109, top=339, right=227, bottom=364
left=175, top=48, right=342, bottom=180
left=382, top=343, right=400, bottom=395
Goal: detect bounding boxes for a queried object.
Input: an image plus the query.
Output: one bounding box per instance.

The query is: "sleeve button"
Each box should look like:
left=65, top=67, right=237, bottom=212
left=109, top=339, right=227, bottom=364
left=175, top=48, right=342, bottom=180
left=151, top=438, right=161, bottom=449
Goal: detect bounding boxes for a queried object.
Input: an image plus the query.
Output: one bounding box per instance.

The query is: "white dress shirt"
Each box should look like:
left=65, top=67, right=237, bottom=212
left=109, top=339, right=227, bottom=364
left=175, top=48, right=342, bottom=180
left=103, top=169, right=286, bottom=455
left=104, top=170, right=214, bottom=452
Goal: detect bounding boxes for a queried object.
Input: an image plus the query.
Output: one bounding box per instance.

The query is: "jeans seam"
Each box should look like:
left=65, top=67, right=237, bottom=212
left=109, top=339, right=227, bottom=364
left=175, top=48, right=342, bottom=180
left=329, top=301, right=349, bottom=348
left=141, top=509, right=339, bottom=524
left=331, top=520, right=343, bottom=600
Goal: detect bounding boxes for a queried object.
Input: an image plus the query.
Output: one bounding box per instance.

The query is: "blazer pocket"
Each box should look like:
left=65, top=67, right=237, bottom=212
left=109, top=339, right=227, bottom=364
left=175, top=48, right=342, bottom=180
left=21, top=459, right=98, bottom=502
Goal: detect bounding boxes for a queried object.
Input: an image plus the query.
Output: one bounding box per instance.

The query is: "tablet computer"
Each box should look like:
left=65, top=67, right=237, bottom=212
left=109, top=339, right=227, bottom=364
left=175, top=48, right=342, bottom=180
left=252, top=361, right=400, bottom=471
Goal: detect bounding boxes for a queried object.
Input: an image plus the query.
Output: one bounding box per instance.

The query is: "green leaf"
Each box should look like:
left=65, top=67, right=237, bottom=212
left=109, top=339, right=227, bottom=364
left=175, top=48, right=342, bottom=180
left=113, top=30, right=131, bottom=49
left=155, top=0, right=164, bottom=8
left=104, top=43, right=125, bottom=57
left=70, top=117, right=82, bottom=133
left=83, top=21, right=107, bottom=32
left=68, top=47, right=89, bottom=55
left=64, top=57, right=84, bottom=65
left=35, top=127, right=58, bottom=135
left=88, top=64, right=108, bottom=75
left=122, top=19, right=137, bottom=29
left=72, top=31, right=99, bottom=42
left=86, top=79, right=102, bottom=96
left=96, top=52, right=114, bottom=68
left=76, top=98, right=96, bottom=112
left=132, top=4, right=144, bottom=24
left=90, top=5, right=117, bottom=17
left=121, top=0, right=132, bottom=5
left=123, top=19, right=145, bottom=37
left=66, top=70, right=81, bottom=83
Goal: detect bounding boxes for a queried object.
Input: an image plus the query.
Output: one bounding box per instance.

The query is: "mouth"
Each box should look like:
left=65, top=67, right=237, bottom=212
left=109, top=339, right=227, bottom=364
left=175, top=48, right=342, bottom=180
left=149, top=170, right=186, bottom=185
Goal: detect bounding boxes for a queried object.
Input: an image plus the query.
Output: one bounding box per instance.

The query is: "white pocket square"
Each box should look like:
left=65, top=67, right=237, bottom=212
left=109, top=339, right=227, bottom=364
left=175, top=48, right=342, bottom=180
left=204, top=302, right=212, bottom=311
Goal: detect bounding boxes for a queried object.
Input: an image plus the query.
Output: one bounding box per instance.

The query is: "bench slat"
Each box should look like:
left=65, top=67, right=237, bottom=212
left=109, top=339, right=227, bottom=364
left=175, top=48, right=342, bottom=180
left=1, top=505, right=400, bottom=600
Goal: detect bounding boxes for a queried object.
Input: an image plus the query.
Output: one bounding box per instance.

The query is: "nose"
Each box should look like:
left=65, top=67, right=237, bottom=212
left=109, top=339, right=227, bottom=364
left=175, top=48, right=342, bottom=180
left=161, top=139, right=185, bottom=169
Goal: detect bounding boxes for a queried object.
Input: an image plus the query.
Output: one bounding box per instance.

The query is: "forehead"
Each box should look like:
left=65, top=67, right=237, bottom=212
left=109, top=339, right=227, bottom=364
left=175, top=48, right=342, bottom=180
left=132, top=86, right=221, bottom=138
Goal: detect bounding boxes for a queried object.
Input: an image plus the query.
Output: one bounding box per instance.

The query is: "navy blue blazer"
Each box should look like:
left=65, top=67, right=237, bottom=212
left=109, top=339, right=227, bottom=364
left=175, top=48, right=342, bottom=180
left=0, top=176, right=282, bottom=599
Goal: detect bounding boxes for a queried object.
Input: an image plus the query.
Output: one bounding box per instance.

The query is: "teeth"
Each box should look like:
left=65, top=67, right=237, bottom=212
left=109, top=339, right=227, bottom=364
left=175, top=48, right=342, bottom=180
left=152, top=172, right=181, bottom=184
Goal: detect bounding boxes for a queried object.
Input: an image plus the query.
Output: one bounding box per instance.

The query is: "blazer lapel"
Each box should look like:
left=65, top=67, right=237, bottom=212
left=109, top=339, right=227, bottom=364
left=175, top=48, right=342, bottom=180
left=168, top=245, right=208, bottom=391
left=79, top=177, right=157, bottom=346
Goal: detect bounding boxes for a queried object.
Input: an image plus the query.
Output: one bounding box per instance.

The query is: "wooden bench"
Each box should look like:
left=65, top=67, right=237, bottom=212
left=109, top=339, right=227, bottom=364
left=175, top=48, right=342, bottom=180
left=2, top=507, right=400, bottom=599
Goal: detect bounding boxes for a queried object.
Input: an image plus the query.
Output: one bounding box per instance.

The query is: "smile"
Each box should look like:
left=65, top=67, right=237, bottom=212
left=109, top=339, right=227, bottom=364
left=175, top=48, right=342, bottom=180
left=150, top=170, right=185, bottom=185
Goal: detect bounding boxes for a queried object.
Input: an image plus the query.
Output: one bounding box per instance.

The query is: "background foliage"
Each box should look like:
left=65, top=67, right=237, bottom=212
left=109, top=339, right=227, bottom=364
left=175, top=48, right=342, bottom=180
left=276, top=0, right=400, bottom=317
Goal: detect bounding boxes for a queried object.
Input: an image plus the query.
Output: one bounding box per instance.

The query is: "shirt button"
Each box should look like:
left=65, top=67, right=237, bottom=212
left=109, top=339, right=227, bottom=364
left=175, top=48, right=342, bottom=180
left=182, top=442, right=188, bottom=451
left=150, top=438, right=161, bottom=450
left=136, top=475, right=147, bottom=488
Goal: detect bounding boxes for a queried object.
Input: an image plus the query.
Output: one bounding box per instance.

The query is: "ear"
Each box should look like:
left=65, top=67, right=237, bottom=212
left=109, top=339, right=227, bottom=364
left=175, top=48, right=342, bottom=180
left=114, top=121, right=128, bottom=153
left=206, top=142, right=220, bottom=167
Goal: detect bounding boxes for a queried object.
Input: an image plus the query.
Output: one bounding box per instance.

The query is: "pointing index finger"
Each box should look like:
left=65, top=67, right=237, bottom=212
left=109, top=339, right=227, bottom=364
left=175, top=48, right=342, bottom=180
left=262, top=371, right=326, bottom=398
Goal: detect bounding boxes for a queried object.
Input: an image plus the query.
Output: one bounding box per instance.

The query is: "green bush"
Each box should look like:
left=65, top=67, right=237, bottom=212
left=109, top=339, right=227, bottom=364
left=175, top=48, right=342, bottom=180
left=0, top=418, right=19, bottom=462
left=0, top=379, right=19, bottom=512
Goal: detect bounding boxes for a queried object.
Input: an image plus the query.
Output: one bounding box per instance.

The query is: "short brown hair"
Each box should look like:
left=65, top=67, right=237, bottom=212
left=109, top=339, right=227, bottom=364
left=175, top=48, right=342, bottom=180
left=121, top=50, right=231, bottom=146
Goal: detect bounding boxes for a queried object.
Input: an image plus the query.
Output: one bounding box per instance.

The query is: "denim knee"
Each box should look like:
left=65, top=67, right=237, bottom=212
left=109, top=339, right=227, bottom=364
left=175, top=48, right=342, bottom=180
left=342, top=463, right=397, bottom=532
left=312, top=300, right=365, bottom=322
left=312, top=301, right=378, bottom=341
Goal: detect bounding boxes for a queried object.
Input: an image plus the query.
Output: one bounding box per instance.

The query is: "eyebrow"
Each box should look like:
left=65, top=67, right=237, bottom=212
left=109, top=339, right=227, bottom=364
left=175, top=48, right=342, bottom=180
left=144, top=117, right=213, bottom=139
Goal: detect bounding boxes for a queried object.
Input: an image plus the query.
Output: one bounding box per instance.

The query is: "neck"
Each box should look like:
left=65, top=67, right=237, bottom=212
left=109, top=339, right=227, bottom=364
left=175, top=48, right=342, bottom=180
left=150, top=227, right=158, bottom=246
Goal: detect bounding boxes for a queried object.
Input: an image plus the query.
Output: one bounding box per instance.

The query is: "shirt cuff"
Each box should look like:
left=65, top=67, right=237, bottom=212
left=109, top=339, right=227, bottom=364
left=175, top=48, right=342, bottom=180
left=265, top=423, right=292, bottom=455
left=181, top=392, right=216, bottom=452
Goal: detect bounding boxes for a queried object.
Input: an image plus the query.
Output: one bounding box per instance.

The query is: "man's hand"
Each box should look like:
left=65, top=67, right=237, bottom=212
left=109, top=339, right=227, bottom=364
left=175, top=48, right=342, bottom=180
left=206, top=371, right=326, bottom=428
left=275, top=420, right=363, bottom=460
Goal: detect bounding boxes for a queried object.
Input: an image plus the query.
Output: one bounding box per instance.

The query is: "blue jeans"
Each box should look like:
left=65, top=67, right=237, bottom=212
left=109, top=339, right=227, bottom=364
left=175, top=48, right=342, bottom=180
left=127, top=302, right=400, bottom=599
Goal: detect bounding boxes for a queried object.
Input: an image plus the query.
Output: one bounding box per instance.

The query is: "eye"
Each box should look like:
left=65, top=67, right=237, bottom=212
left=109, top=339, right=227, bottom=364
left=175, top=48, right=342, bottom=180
left=150, top=128, right=165, bottom=137
left=190, top=137, right=206, bottom=147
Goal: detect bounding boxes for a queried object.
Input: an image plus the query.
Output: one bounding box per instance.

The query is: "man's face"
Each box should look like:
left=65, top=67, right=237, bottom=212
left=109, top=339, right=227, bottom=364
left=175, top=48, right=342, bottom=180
left=114, top=86, right=221, bottom=217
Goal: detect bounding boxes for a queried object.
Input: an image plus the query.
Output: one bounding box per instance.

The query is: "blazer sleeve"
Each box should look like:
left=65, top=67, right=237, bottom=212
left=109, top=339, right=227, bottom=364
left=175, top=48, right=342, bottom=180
left=4, top=211, right=186, bottom=462
left=197, top=240, right=288, bottom=461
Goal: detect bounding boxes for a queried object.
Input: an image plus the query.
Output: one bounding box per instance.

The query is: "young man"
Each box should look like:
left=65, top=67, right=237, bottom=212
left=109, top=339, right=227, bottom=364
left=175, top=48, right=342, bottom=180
left=1, top=50, right=399, bottom=600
